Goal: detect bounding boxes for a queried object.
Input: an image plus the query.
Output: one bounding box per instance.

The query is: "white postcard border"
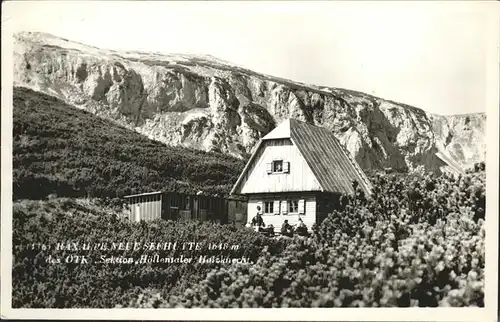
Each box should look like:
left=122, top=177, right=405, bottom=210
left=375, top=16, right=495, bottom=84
left=1, top=1, right=499, bottom=321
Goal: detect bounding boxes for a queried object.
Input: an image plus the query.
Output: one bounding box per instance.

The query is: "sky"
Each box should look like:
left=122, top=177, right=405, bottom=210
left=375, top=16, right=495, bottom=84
left=3, top=1, right=498, bottom=115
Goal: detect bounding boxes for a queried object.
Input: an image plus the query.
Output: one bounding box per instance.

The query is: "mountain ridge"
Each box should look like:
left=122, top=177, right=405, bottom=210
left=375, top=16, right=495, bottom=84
left=13, top=32, right=440, bottom=113
left=12, top=31, right=486, bottom=172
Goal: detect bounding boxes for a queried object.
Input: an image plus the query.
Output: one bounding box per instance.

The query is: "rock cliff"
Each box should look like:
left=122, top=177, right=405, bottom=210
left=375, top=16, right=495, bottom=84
left=12, top=32, right=486, bottom=172
left=430, top=113, right=486, bottom=168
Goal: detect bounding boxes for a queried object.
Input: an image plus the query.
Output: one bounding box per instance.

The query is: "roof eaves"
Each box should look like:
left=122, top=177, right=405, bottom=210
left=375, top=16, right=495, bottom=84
left=335, top=138, right=373, bottom=195
left=435, top=151, right=465, bottom=175
left=123, top=190, right=163, bottom=198
left=230, top=139, right=264, bottom=195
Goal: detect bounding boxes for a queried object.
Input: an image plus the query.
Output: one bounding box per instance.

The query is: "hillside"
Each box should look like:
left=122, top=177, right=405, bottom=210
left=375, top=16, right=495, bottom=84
left=13, top=87, right=245, bottom=200
left=13, top=31, right=486, bottom=171
left=12, top=169, right=485, bottom=308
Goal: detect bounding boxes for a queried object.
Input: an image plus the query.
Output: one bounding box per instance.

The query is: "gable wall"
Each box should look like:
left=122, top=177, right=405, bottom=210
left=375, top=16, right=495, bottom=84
left=239, top=139, right=322, bottom=194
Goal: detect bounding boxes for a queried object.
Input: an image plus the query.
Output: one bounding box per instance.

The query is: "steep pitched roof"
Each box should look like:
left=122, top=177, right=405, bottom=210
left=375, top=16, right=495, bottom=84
left=435, top=151, right=465, bottom=176
left=289, top=119, right=373, bottom=195
left=231, top=119, right=373, bottom=196
left=262, top=119, right=291, bottom=140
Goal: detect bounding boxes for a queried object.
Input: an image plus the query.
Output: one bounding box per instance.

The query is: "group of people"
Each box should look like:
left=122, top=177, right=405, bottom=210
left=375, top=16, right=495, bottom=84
left=249, top=208, right=274, bottom=236
left=249, top=206, right=308, bottom=237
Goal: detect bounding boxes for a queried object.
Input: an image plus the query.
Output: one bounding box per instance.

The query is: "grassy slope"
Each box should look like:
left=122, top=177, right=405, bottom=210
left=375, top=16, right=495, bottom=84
left=13, top=86, right=245, bottom=200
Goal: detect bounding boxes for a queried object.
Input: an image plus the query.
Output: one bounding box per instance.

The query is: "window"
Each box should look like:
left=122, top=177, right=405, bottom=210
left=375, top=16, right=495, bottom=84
left=272, top=160, right=283, bottom=173
left=170, top=195, right=179, bottom=208
left=264, top=201, right=274, bottom=214
left=266, top=160, right=290, bottom=174
left=286, top=199, right=305, bottom=214
left=288, top=200, right=299, bottom=213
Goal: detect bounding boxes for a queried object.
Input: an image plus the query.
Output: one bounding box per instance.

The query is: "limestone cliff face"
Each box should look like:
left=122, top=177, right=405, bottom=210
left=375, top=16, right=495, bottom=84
left=430, top=113, right=486, bottom=168
left=13, top=32, right=486, bottom=172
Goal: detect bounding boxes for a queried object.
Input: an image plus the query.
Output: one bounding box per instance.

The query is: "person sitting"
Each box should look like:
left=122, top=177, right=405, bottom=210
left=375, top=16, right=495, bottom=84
left=281, top=220, right=293, bottom=237
left=265, top=224, right=275, bottom=237
left=296, top=217, right=308, bottom=236
left=251, top=206, right=265, bottom=232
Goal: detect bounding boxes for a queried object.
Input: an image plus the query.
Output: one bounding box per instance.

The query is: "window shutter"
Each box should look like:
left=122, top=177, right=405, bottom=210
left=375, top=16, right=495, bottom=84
left=257, top=201, right=263, bottom=213
left=283, top=161, right=290, bottom=173
left=273, top=200, right=280, bottom=215
left=281, top=200, right=288, bottom=214
left=266, top=163, right=272, bottom=174
left=298, top=199, right=305, bottom=214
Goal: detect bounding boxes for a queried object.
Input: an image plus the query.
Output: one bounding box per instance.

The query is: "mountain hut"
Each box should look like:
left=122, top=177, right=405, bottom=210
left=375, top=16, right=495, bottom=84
left=230, top=118, right=373, bottom=233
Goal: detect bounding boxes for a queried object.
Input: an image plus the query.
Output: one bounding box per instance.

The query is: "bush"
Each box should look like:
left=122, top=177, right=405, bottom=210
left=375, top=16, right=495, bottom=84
left=12, top=198, right=288, bottom=308
left=12, top=168, right=485, bottom=308
left=133, top=171, right=485, bottom=308
left=13, top=87, right=245, bottom=200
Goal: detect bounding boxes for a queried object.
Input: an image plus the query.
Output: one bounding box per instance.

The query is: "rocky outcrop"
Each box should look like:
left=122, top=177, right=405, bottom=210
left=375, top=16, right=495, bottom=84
left=13, top=32, right=486, bottom=172
left=430, top=113, right=486, bottom=168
